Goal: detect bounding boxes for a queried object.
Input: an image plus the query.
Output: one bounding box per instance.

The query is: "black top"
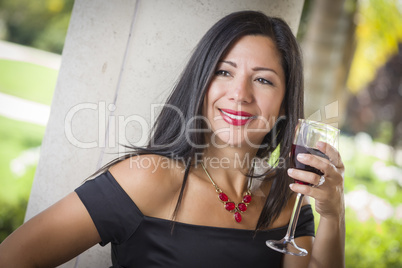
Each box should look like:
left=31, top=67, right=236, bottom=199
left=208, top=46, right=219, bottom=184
left=75, top=171, right=315, bottom=268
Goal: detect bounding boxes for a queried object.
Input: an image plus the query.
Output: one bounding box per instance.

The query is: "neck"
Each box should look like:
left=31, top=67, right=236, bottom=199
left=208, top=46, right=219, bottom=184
left=200, top=130, right=263, bottom=171
left=196, top=145, right=258, bottom=198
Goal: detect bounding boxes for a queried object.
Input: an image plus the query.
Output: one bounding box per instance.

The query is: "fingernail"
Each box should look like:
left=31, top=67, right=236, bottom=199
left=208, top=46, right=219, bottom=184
left=287, top=168, right=294, bottom=175
left=289, top=183, right=294, bottom=190
left=297, top=154, right=306, bottom=160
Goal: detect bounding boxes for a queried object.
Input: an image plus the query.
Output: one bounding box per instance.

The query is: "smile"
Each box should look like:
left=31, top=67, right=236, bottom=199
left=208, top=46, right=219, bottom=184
left=219, top=109, right=256, bottom=126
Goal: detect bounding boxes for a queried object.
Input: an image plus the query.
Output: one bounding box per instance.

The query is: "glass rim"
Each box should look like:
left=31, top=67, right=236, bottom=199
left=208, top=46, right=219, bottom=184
left=297, top=119, right=340, bottom=133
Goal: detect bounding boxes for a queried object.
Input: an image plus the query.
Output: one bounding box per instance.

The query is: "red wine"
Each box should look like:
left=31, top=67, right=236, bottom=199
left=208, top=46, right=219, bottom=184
left=291, top=144, right=329, bottom=185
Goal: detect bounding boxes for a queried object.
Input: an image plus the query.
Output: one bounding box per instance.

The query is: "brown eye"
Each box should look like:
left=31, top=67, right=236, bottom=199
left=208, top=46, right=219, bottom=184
left=215, top=70, right=231, bottom=76
left=256, top=77, right=273, bottom=86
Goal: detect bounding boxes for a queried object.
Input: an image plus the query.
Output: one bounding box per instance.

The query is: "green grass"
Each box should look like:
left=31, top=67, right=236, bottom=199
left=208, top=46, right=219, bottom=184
left=0, top=115, right=45, bottom=241
left=0, top=115, right=44, bottom=203
left=0, top=56, right=54, bottom=242
left=0, top=59, right=58, bottom=105
left=345, top=209, right=402, bottom=268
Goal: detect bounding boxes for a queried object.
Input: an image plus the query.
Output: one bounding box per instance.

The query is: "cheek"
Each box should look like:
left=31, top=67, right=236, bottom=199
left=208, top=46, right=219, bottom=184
left=203, top=85, right=222, bottom=115
left=260, top=96, right=283, bottom=118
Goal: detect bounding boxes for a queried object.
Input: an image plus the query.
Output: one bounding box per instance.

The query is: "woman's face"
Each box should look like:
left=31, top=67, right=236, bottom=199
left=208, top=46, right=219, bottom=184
left=203, top=35, right=286, bottom=149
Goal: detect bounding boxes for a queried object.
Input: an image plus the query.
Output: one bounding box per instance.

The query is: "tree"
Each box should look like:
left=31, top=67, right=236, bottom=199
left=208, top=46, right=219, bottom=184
left=344, top=44, right=402, bottom=148
left=300, top=0, right=357, bottom=123
left=0, top=0, right=74, bottom=54
left=347, top=0, right=402, bottom=93
left=343, top=0, right=402, bottom=149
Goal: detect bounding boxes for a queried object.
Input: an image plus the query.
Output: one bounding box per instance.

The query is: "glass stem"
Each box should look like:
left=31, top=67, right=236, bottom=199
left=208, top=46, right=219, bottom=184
left=284, top=193, right=304, bottom=241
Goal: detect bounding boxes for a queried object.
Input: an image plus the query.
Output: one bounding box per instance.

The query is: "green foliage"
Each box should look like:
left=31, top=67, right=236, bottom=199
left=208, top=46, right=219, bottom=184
left=345, top=209, right=402, bottom=267
left=0, top=59, right=58, bottom=105
left=0, top=199, right=28, bottom=242
left=348, top=0, right=402, bottom=92
left=32, top=12, right=72, bottom=53
left=0, top=116, right=44, bottom=202
left=340, top=134, right=402, bottom=267
left=0, top=116, right=44, bottom=242
left=375, top=121, right=393, bottom=145
left=342, top=135, right=402, bottom=206
left=0, top=0, right=74, bottom=54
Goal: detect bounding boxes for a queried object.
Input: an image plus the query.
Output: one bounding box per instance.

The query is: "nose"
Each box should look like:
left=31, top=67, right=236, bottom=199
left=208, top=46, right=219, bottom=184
left=228, top=76, right=254, bottom=104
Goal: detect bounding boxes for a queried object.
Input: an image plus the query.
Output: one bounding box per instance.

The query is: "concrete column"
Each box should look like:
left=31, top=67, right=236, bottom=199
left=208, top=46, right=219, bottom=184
left=25, top=0, right=304, bottom=267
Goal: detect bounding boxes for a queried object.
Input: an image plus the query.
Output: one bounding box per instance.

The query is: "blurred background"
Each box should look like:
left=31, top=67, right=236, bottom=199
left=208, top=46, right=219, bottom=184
left=0, top=0, right=401, bottom=266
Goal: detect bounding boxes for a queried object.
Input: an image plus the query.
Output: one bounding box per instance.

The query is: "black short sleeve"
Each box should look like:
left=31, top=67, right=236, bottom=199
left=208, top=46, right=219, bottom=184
left=75, top=171, right=315, bottom=267
left=295, top=205, right=315, bottom=238
left=75, top=171, right=144, bottom=246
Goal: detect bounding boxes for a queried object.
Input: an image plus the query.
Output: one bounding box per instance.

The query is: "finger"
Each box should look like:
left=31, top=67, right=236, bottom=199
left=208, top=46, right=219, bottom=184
left=287, top=168, right=322, bottom=186
left=289, top=182, right=323, bottom=199
left=296, top=153, right=335, bottom=177
left=316, top=141, right=343, bottom=168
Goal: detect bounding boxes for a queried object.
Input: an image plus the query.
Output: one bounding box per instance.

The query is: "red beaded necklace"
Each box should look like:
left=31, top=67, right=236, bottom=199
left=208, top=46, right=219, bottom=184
left=201, top=162, right=254, bottom=223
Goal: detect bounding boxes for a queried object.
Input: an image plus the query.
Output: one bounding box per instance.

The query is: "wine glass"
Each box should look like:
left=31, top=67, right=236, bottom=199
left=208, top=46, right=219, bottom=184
left=266, top=119, right=339, bottom=256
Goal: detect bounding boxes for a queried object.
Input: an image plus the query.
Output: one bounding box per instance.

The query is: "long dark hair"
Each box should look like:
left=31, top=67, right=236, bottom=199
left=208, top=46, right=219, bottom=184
left=95, top=10, right=304, bottom=230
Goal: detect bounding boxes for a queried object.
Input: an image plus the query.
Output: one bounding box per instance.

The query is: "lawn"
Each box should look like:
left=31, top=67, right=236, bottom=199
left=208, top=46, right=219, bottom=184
left=0, top=59, right=52, bottom=241
left=0, top=115, right=45, bottom=241
left=0, top=59, right=58, bottom=105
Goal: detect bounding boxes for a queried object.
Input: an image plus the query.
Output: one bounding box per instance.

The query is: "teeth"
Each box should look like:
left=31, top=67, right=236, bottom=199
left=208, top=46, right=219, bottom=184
left=221, top=110, right=253, bottom=120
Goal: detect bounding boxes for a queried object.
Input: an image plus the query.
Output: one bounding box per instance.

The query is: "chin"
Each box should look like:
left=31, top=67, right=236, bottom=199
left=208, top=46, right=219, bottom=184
left=210, top=133, right=264, bottom=149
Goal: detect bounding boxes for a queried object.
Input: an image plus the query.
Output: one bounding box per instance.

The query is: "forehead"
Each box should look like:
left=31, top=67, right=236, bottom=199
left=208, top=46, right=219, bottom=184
left=224, top=35, right=279, bottom=58
left=220, top=35, right=284, bottom=76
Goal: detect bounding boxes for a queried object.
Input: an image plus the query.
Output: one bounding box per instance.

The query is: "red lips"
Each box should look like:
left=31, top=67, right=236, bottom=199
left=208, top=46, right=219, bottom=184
left=219, top=109, right=255, bottom=126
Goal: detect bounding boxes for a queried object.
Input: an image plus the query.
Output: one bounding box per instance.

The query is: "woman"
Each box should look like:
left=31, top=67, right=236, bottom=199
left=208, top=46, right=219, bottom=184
left=0, top=11, right=345, bottom=267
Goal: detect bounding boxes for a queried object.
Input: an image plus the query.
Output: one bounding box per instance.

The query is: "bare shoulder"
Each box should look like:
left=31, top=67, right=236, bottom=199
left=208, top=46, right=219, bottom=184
left=0, top=192, right=100, bottom=267
left=109, top=154, right=184, bottom=218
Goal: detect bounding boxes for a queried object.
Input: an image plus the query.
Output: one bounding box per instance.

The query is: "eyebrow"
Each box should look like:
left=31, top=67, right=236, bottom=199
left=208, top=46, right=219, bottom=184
left=219, top=60, right=278, bottom=75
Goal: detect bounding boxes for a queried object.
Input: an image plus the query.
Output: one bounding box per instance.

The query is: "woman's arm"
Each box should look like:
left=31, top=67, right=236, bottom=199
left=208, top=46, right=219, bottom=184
left=284, top=141, right=345, bottom=268
left=0, top=192, right=101, bottom=268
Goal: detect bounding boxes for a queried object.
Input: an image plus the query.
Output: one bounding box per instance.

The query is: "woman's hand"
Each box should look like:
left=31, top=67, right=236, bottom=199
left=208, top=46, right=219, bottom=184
left=286, top=141, right=345, bottom=268
left=287, top=141, right=345, bottom=220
